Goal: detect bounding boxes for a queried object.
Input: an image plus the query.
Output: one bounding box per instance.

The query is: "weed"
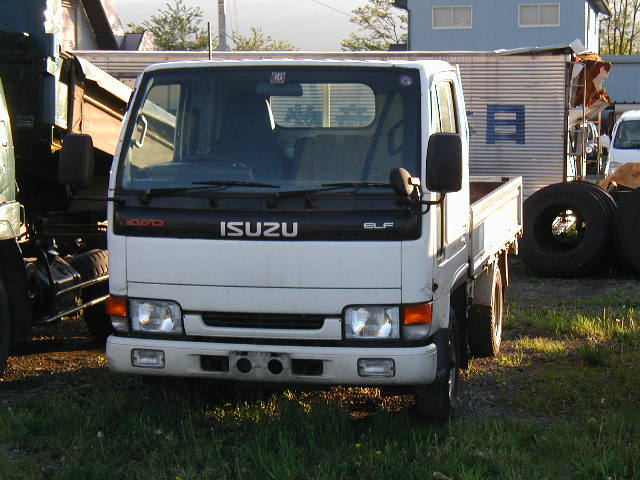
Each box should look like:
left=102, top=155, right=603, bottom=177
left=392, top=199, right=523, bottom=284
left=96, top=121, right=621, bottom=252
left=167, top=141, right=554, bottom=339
left=514, top=336, right=569, bottom=359
left=577, top=343, right=609, bottom=367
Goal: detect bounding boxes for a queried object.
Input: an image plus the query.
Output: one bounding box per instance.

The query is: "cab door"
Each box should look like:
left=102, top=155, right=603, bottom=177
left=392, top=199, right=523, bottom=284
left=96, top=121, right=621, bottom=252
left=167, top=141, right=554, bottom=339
left=429, top=72, right=470, bottom=299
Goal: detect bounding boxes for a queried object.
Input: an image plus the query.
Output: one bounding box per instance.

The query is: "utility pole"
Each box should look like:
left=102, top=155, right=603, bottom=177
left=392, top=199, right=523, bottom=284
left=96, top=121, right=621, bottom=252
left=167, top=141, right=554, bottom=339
left=217, top=0, right=228, bottom=51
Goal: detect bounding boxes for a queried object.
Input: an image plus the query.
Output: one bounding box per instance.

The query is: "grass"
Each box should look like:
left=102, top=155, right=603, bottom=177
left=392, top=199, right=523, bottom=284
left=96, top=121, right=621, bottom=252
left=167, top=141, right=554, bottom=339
left=501, top=296, right=640, bottom=419
left=0, top=293, right=639, bottom=479
left=1, top=376, right=639, bottom=480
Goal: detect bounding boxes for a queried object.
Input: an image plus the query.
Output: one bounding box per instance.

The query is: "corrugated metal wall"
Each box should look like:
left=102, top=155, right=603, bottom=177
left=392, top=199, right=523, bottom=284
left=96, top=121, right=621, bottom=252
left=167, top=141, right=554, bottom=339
left=75, top=51, right=570, bottom=196
left=444, top=54, right=568, bottom=196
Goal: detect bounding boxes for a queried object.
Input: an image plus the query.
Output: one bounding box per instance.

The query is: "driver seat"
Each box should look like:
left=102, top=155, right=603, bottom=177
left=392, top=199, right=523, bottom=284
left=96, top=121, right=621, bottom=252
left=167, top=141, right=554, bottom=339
left=216, top=94, right=287, bottom=181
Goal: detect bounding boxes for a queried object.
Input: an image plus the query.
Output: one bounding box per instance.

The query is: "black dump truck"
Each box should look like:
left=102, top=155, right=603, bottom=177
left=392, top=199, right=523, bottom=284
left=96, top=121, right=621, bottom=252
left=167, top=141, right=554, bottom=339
left=0, top=1, right=131, bottom=374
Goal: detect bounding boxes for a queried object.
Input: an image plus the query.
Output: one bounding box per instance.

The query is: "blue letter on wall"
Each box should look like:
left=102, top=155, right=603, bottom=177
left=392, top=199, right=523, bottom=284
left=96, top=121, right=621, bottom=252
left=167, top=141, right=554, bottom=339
left=486, top=105, right=525, bottom=144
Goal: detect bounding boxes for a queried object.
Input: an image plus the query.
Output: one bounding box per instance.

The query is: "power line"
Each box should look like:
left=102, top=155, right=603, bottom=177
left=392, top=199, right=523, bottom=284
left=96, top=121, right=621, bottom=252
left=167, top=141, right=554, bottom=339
left=308, top=0, right=352, bottom=18
left=231, top=0, right=239, bottom=32
left=232, top=0, right=239, bottom=31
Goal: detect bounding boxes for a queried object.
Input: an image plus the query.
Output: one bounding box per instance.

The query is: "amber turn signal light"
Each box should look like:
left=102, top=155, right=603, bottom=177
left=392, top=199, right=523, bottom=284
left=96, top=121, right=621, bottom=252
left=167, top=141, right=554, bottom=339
left=106, top=295, right=128, bottom=317
left=402, top=303, right=433, bottom=325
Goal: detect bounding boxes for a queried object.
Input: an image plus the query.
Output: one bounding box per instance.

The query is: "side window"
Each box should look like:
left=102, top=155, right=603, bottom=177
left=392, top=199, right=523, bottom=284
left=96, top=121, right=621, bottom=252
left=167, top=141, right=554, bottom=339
left=431, top=80, right=460, bottom=260
left=431, top=88, right=442, bottom=133
left=128, top=83, right=181, bottom=170
left=436, top=82, right=458, bottom=133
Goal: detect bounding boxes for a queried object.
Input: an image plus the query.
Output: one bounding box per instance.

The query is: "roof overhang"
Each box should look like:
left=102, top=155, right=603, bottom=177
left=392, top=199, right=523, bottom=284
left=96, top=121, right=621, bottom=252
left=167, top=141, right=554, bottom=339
left=393, top=0, right=407, bottom=10
left=394, top=0, right=609, bottom=16
left=588, top=0, right=611, bottom=17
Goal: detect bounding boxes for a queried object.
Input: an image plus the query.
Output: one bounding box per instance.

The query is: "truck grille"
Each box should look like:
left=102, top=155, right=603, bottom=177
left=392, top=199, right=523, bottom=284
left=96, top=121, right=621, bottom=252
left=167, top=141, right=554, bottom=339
left=199, top=312, right=326, bottom=330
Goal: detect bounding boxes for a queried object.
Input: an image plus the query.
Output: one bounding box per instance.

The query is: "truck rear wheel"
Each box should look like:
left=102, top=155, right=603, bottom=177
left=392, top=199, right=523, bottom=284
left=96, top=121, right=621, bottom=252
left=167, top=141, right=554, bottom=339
left=0, top=279, right=10, bottom=375
left=468, top=267, right=503, bottom=357
left=413, top=309, right=459, bottom=422
left=68, top=249, right=112, bottom=343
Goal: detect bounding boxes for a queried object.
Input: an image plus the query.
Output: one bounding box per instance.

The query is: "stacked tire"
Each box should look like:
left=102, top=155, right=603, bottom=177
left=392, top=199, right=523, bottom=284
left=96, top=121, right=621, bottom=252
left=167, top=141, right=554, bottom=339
left=612, top=188, right=640, bottom=276
left=521, top=181, right=616, bottom=277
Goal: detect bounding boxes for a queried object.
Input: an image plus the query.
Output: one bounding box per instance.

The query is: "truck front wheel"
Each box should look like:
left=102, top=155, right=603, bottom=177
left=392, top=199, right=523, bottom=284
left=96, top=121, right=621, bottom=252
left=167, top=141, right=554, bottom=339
left=0, top=279, right=10, bottom=375
left=413, top=309, right=460, bottom=422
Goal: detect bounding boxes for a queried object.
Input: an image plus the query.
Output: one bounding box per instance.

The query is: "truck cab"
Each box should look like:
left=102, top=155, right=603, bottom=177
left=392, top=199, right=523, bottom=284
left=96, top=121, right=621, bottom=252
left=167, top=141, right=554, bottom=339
left=105, top=59, right=521, bottom=419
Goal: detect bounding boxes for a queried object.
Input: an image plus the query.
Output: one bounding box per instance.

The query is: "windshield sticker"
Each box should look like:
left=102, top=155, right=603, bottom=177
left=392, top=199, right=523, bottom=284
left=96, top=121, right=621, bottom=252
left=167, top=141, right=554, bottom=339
left=399, top=75, right=414, bottom=87
left=271, top=72, right=286, bottom=84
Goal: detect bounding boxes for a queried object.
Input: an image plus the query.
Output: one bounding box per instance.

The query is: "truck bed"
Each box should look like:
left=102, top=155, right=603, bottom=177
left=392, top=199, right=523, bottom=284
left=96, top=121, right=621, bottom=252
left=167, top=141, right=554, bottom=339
left=469, top=176, right=523, bottom=276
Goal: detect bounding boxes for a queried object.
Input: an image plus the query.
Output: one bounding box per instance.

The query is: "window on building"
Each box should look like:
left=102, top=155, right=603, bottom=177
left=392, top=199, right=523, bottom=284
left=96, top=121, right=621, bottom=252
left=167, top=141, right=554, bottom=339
left=62, top=6, right=78, bottom=50
left=519, top=4, right=560, bottom=27
left=432, top=6, right=472, bottom=29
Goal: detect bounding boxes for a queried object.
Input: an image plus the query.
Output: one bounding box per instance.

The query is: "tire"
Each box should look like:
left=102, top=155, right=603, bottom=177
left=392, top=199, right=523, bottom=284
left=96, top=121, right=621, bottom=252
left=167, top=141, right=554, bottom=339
left=571, top=181, right=617, bottom=216
left=413, top=309, right=460, bottom=422
left=570, top=181, right=618, bottom=270
left=468, top=267, right=503, bottom=357
left=521, top=182, right=613, bottom=277
left=612, top=187, right=640, bottom=276
left=68, top=249, right=112, bottom=343
left=0, top=279, right=10, bottom=376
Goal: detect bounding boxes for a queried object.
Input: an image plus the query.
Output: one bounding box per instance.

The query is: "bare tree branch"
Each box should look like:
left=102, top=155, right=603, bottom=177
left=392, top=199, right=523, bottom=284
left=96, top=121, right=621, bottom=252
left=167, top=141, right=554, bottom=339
left=341, top=0, right=408, bottom=51
left=601, top=0, right=640, bottom=54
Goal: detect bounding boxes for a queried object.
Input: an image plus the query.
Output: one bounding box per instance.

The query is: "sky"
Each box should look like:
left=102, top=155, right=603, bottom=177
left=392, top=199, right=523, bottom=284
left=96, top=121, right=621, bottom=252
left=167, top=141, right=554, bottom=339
left=112, top=0, right=366, bottom=51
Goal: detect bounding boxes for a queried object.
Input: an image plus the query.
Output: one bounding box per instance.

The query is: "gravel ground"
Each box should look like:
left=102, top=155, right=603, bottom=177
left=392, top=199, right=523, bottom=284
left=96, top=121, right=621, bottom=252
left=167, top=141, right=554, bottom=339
left=1, top=258, right=638, bottom=419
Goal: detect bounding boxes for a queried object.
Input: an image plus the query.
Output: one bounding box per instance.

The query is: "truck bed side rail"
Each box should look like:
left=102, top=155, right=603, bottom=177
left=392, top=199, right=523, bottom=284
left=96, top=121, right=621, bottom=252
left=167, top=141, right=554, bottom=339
left=469, top=176, right=523, bottom=276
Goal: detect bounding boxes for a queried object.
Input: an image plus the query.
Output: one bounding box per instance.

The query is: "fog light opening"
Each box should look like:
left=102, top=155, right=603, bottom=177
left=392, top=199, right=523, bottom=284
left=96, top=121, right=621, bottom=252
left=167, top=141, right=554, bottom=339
left=131, top=349, right=165, bottom=369
left=236, top=357, right=252, bottom=373
left=267, top=359, right=283, bottom=375
left=357, top=358, right=395, bottom=378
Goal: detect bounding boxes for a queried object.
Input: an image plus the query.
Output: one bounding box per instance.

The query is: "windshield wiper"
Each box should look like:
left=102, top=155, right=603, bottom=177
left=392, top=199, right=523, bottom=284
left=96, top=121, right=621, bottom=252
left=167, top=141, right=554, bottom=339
left=138, top=181, right=280, bottom=205
left=320, top=182, right=389, bottom=188
left=267, top=182, right=390, bottom=207
left=192, top=180, right=280, bottom=188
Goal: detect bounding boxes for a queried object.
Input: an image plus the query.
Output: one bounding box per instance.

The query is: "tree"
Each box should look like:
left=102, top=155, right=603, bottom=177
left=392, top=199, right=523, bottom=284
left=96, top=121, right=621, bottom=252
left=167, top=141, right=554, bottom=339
left=127, top=0, right=211, bottom=51
left=341, top=0, right=407, bottom=51
left=231, top=27, right=296, bottom=51
left=600, top=0, right=640, bottom=54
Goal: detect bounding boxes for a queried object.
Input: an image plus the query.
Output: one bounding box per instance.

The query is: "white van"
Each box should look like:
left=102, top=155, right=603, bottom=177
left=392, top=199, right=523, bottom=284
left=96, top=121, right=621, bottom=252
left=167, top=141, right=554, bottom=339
left=604, top=110, right=640, bottom=176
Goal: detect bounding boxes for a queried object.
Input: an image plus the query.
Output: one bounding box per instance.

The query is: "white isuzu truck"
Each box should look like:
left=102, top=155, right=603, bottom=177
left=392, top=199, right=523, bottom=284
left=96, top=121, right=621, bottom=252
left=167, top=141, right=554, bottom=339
left=103, top=59, right=522, bottom=420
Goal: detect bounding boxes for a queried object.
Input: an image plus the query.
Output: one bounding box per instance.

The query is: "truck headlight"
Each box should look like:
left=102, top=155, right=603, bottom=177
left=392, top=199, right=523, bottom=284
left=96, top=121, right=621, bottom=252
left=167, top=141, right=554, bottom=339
left=130, top=299, right=183, bottom=334
left=344, top=306, right=400, bottom=339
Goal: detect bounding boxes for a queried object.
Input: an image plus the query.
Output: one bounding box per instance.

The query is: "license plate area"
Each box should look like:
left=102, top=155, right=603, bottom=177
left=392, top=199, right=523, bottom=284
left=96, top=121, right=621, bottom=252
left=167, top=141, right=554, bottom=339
left=229, top=351, right=290, bottom=377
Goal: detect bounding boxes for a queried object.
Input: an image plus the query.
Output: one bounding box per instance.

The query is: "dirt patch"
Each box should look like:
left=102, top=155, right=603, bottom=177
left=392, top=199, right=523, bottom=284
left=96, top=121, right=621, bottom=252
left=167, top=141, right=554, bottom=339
left=507, top=258, right=639, bottom=310
left=0, top=317, right=104, bottom=406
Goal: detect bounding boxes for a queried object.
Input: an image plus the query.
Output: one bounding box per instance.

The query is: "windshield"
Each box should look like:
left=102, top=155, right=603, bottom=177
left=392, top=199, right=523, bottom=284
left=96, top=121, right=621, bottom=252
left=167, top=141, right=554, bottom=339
left=613, top=120, right=640, bottom=149
left=117, top=67, right=421, bottom=192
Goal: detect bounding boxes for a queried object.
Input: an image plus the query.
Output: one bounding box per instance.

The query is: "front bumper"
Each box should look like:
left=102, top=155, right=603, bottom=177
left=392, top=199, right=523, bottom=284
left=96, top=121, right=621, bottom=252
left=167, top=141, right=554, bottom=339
left=106, top=336, right=438, bottom=386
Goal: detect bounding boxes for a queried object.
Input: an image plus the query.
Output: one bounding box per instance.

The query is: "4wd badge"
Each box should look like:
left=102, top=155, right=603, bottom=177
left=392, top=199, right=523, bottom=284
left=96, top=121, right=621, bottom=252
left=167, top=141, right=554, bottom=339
left=271, top=72, right=286, bottom=84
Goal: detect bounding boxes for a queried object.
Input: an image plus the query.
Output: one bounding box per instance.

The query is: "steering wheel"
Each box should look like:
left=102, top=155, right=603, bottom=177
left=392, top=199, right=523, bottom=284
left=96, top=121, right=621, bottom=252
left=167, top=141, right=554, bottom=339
left=181, top=154, right=250, bottom=170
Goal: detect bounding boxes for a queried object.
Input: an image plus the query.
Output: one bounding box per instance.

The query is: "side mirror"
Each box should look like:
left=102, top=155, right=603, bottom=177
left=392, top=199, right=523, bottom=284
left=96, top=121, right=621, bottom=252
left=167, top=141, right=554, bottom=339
left=599, top=134, right=610, bottom=149
left=59, top=134, right=94, bottom=189
left=426, top=132, right=463, bottom=193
